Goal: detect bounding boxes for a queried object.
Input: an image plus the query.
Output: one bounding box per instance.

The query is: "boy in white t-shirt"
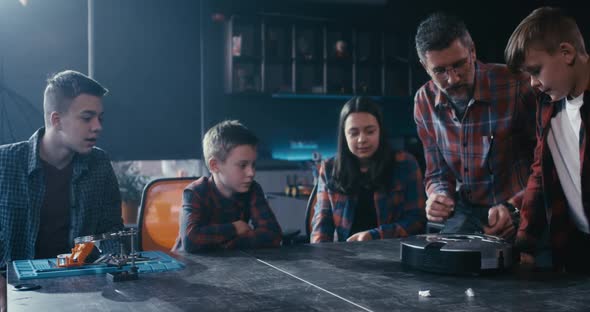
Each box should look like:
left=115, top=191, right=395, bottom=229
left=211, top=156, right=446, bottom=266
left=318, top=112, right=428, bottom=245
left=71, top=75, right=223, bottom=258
left=505, top=6, right=590, bottom=272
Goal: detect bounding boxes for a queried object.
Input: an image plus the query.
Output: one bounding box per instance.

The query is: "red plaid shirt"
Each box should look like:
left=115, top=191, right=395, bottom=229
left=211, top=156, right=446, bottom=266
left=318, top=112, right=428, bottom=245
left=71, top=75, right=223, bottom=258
left=311, top=151, right=426, bottom=243
left=414, top=61, right=537, bottom=207
left=173, top=176, right=282, bottom=252
left=518, top=91, right=590, bottom=265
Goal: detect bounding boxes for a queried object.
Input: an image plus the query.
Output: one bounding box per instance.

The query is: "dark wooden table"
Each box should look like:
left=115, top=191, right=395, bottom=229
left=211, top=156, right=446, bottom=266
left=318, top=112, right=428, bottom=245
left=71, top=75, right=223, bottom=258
left=7, top=239, right=590, bottom=311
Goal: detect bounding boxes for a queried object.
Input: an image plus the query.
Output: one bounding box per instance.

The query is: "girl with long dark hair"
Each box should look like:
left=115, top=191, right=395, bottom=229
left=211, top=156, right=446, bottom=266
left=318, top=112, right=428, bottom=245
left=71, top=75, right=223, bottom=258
left=311, top=97, right=425, bottom=243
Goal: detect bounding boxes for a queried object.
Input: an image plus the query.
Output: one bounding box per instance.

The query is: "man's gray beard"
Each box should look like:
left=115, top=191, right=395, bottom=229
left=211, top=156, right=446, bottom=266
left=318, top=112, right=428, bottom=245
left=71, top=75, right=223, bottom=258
left=445, top=86, right=474, bottom=104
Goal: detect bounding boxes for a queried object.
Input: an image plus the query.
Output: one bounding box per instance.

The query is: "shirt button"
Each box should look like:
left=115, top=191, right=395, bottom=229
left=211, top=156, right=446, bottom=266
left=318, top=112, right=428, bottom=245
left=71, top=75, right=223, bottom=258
left=464, top=167, right=468, bottom=172
left=463, top=142, right=467, bottom=147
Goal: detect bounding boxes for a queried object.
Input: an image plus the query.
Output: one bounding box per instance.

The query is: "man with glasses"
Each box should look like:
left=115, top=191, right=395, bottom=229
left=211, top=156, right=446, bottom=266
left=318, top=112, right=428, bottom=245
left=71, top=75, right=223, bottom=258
left=413, top=12, right=538, bottom=238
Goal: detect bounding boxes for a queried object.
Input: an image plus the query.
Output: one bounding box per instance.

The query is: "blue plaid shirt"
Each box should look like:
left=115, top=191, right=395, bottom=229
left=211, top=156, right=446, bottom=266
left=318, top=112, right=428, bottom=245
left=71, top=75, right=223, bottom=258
left=0, top=128, right=123, bottom=265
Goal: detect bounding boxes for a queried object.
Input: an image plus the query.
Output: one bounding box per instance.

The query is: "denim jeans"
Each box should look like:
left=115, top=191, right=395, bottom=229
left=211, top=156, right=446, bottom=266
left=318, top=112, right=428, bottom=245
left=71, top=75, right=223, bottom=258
left=439, top=197, right=491, bottom=234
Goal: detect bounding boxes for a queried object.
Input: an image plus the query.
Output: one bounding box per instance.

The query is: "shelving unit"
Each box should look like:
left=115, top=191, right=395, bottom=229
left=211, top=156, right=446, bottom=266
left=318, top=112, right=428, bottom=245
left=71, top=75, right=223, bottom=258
left=224, top=14, right=412, bottom=98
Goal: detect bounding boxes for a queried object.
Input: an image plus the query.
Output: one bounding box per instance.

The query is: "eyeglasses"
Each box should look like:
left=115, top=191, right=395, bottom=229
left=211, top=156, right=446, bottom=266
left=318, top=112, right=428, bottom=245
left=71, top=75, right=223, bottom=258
left=429, top=54, right=472, bottom=81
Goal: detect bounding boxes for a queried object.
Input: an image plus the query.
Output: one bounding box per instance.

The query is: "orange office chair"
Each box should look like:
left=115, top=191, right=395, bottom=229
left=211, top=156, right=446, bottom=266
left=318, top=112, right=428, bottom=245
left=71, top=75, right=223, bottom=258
left=137, top=177, right=198, bottom=252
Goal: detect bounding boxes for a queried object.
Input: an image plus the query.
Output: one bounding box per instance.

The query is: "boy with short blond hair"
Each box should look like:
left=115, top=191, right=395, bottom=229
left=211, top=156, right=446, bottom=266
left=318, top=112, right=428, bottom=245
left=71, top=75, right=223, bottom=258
left=173, top=120, right=282, bottom=252
left=505, top=7, right=590, bottom=272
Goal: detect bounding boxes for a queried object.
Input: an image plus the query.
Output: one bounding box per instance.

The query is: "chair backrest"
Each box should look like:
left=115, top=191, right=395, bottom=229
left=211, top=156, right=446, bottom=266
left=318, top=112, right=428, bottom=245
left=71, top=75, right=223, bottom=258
left=304, top=182, right=318, bottom=238
left=137, top=177, right=198, bottom=252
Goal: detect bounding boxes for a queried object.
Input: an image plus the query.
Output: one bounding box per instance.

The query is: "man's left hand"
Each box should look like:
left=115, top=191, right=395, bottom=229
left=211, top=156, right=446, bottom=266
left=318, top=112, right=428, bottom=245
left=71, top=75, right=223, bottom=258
left=346, top=231, right=373, bottom=242
left=483, top=204, right=515, bottom=239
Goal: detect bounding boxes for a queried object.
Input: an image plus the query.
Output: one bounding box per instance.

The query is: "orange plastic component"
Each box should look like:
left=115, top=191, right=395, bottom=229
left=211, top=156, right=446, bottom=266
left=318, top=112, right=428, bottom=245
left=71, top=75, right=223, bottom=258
left=139, top=178, right=196, bottom=252
left=56, top=242, right=95, bottom=268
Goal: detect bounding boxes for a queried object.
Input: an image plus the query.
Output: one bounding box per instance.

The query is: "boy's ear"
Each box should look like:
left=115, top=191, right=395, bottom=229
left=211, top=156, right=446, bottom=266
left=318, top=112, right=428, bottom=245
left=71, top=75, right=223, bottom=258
left=560, top=42, right=576, bottom=65
left=208, top=157, right=220, bottom=173
left=50, top=112, right=62, bottom=130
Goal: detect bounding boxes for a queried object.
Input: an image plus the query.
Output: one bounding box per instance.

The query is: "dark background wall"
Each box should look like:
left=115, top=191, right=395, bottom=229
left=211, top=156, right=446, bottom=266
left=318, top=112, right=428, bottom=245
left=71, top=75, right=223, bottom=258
left=0, top=0, right=588, bottom=161
left=0, top=0, right=87, bottom=144
left=94, top=0, right=202, bottom=160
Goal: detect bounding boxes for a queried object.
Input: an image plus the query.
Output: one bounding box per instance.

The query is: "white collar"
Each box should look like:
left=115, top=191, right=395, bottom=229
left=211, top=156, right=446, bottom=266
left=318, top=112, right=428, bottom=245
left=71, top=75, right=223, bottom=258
left=566, top=93, right=584, bottom=110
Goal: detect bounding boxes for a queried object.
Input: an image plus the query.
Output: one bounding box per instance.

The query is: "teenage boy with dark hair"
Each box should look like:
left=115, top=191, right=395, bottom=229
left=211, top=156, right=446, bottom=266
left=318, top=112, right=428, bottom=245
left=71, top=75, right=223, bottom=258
left=0, top=70, right=123, bottom=311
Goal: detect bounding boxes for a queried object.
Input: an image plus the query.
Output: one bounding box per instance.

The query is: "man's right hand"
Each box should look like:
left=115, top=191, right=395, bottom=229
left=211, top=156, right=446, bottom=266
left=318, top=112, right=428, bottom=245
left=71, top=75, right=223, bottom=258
left=232, top=220, right=253, bottom=236
left=426, top=193, right=455, bottom=222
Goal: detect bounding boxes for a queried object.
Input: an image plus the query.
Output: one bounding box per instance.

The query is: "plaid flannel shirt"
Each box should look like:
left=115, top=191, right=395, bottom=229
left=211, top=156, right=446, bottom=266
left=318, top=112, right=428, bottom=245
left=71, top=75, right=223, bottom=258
left=0, top=128, right=123, bottom=265
left=518, top=91, right=590, bottom=264
left=311, top=151, right=426, bottom=243
left=174, top=176, right=282, bottom=252
left=414, top=61, right=537, bottom=208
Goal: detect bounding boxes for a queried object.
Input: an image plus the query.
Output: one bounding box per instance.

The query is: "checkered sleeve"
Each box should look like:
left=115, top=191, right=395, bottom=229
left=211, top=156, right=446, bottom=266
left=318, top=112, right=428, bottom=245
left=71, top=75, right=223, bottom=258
left=370, top=153, right=426, bottom=239
left=0, top=169, right=5, bottom=264
left=507, top=78, right=538, bottom=208
left=0, top=144, right=22, bottom=264
left=517, top=100, right=548, bottom=253
left=414, top=91, right=455, bottom=198
left=94, top=158, right=124, bottom=254
left=0, top=215, right=5, bottom=266
left=223, top=183, right=282, bottom=249
left=310, top=161, right=336, bottom=243
left=179, top=188, right=237, bottom=252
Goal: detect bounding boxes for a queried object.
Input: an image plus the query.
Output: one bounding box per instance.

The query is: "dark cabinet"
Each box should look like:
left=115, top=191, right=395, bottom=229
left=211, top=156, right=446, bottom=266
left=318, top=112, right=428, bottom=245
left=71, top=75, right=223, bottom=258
left=224, top=15, right=412, bottom=97
left=225, top=16, right=261, bottom=93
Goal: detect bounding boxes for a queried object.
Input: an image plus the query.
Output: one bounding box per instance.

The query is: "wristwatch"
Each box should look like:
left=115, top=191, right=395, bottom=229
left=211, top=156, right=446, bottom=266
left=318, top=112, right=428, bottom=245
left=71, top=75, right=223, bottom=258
left=502, top=201, right=520, bottom=231
left=502, top=201, right=519, bottom=216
